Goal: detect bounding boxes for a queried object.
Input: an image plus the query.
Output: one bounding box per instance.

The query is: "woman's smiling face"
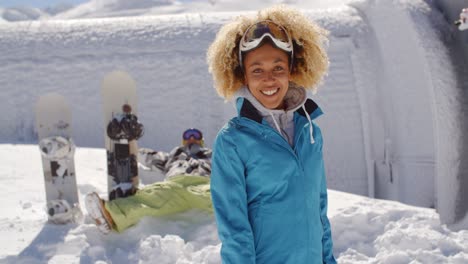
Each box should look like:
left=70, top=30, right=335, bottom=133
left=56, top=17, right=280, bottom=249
left=243, top=42, right=291, bottom=110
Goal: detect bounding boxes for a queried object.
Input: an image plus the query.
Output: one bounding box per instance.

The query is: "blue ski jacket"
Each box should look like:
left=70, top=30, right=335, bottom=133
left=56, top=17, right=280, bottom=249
left=211, top=97, right=336, bottom=263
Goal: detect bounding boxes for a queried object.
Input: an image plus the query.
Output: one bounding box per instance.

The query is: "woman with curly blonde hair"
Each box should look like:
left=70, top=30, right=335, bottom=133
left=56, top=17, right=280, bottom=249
left=207, top=5, right=336, bottom=264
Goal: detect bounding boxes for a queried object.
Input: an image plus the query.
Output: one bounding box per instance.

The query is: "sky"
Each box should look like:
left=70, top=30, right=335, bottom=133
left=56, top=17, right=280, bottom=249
left=0, top=0, right=87, bottom=8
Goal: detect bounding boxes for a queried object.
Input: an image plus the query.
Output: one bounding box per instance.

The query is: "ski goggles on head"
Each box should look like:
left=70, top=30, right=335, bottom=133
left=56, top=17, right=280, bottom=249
left=239, top=20, right=294, bottom=69
left=182, top=128, right=203, bottom=141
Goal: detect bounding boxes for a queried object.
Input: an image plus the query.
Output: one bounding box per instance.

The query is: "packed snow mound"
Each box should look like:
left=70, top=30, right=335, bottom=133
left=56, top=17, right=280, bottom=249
left=332, top=193, right=468, bottom=263
left=97, top=0, right=176, bottom=9
left=0, top=4, right=76, bottom=23
left=59, top=0, right=351, bottom=19
left=0, top=7, right=49, bottom=22
left=55, top=0, right=177, bottom=19
left=43, top=3, right=75, bottom=16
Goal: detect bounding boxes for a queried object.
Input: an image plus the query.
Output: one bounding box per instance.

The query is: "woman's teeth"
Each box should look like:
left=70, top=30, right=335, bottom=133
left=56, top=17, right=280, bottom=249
left=261, top=88, right=279, bottom=96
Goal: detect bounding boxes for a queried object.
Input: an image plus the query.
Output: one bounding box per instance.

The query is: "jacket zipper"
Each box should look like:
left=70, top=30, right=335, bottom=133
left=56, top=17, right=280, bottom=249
left=240, top=117, right=299, bottom=160
left=238, top=116, right=310, bottom=164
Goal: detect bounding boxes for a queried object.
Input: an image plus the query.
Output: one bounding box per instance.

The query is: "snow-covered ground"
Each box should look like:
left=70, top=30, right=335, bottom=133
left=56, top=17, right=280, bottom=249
left=0, top=144, right=467, bottom=263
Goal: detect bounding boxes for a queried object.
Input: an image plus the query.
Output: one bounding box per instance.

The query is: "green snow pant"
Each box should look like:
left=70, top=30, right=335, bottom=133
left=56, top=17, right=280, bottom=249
left=105, top=175, right=212, bottom=232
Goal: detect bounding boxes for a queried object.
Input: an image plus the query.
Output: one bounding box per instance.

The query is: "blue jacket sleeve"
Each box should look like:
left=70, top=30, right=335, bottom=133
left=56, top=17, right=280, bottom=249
left=320, top=168, right=337, bottom=263
left=318, top=131, right=337, bottom=263
left=210, top=131, right=256, bottom=264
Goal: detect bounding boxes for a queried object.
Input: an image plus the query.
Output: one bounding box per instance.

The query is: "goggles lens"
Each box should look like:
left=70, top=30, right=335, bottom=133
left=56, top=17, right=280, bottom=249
left=183, top=128, right=203, bottom=141
left=240, top=20, right=293, bottom=53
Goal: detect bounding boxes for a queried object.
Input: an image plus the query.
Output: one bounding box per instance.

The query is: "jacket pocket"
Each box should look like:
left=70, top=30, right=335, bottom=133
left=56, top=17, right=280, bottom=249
left=253, top=206, right=292, bottom=262
left=248, top=201, right=264, bottom=252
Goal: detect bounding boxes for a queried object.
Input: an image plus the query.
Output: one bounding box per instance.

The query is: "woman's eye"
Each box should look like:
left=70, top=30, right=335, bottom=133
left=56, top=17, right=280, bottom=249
left=252, top=69, right=262, bottom=74
left=274, top=66, right=284, bottom=71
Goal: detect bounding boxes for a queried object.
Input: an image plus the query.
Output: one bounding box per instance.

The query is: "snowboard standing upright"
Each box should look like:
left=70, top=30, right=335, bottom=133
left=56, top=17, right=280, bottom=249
left=101, top=70, right=144, bottom=200
left=35, top=93, right=82, bottom=224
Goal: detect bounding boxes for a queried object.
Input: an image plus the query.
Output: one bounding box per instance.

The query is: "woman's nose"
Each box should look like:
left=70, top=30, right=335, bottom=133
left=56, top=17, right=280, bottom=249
left=263, top=71, right=275, bottom=81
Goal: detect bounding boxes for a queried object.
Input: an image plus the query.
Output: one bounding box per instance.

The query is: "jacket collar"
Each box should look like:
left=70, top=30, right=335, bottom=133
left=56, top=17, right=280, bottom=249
left=236, top=96, right=322, bottom=124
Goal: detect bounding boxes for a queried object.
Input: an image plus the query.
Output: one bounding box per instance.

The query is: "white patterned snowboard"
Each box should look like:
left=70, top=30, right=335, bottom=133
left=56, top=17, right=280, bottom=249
left=35, top=93, right=81, bottom=224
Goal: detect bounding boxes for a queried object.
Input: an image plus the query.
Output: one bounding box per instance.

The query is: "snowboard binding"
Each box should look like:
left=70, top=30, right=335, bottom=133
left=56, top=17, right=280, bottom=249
left=107, top=152, right=138, bottom=182
left=109, top=183, right=138, bottom=200
left=39, top=136, right=75, bottom=160
left=47, top=199, right=83, bottom=224
left=107, top=151, right=138, bottom=201
left=106, top=104, right=144, bottom=141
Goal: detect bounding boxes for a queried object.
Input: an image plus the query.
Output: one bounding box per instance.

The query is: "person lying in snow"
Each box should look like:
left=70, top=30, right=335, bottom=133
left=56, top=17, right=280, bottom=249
left=139, top=128, right=212, bottom=180
left=85, top=128, right=213, bottom=234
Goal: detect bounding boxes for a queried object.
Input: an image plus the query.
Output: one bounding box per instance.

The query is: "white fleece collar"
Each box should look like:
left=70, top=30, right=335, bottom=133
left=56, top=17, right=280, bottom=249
left=234, top=83, right=315, bottom=145
left=235, top=83, right=307, bottom=115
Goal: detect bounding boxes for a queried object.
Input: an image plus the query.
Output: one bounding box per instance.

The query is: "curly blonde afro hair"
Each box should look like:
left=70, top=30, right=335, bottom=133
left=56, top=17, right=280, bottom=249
left=207, top=5, right=329, bottom=99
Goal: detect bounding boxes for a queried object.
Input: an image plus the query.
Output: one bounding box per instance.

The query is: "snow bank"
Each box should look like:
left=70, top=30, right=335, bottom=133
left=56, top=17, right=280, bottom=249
left=332, top=194, right=468, bottom=263
left=0, top=7, right=50, bottom=22
left=54, top=0, right=352, bottom=20
left=0, top=0, right=352, bottom=22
